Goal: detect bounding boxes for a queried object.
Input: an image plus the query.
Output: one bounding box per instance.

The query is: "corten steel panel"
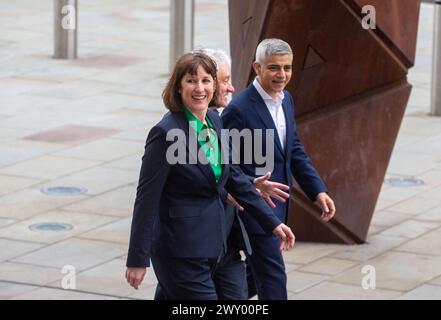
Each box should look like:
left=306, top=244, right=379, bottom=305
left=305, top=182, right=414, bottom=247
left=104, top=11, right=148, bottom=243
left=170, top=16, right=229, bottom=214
left=228, top=0, right=271, bottom=91
left=354, top=0, right=421, bottom=65
left=229, top=0, right=420, bottom=243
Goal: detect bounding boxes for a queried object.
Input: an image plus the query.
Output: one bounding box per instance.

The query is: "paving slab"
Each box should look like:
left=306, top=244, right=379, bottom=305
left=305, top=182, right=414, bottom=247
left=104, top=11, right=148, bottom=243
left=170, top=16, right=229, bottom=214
left=0, top=174, right=42, bottom=197
left=394, top=228, right=441, bottom=256
left=0, top=155, right=101, bottom=180
left=12, top=238, right=126, bottom=271
left=332, top=234, right=409, bottom=261
left=298, top=257, right=360, bottom=276
left=294, top=281, right=402, bottom=300
left=283, top=242, right=347, bottom=265
left=0, top=281, right=39, bottom=300
left=0, top=239, right=43, bottom=262
left=0, top=262, right=63, bottom=286
left=378, top=219, right=440, bottom=239
left=35, top=166, right=138, bottom=196
left=332, top=251, right=441, bottom=291
left=78, top=217, right=131, bottom=245
left=0, top=187, right=89, bottom=220
left=10, top=287, right=120, bottom=300
left=0, top=210, right=116, bottom=244
left=396, top=284, right=441, bottom=300
left=61, top=185, right=136, bottom=217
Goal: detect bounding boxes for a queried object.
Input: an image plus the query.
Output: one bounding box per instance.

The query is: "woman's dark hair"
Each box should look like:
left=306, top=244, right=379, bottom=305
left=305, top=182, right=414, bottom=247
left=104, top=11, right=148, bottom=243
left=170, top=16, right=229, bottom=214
left=162, top=52, right=218, bottom=112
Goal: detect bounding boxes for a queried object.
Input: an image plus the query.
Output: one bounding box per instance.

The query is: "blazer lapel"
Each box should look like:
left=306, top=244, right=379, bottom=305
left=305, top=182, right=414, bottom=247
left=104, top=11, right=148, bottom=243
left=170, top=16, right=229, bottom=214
left=282, top=97, right=293, bottom=158
left=206, top=110, right=229, bottom=186
left=249, top=85, right=285, bottom=157
left=173, top=112, right=218, bottom=190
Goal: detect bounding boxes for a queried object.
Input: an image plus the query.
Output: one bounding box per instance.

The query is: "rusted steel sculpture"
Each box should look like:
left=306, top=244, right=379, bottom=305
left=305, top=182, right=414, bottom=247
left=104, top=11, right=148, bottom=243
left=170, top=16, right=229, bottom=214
left=229, top=0, right=421, bottom=243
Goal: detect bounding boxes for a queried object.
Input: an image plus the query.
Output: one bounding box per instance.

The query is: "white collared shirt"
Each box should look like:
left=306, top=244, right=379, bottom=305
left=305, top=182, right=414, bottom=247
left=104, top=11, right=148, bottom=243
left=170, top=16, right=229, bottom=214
left=253, top=78, right=286, bottom=150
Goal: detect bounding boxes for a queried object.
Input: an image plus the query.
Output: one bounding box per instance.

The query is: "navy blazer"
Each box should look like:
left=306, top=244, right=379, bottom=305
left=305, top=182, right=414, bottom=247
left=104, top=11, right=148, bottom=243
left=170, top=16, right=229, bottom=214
left=222, top=84, right=328, bottom=235
left=126, top=110, right=281, bottom=267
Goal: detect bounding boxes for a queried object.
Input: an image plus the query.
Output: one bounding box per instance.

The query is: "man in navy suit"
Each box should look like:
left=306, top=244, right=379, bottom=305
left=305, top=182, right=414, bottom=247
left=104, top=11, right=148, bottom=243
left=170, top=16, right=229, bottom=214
left=203, top=48, right=291, bottom=300
left=222, top=38, right=336, bottom=300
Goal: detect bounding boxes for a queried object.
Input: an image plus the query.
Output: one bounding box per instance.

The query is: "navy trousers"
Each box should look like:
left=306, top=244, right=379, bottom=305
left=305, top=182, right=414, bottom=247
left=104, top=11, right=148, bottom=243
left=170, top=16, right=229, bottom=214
left=212, top=243, right=247, bottom=300
left=246, top=234, right=287, bottom=300
left=152, top=254, right=219, bottom=300
left=153, top=243, right=247, bottom=300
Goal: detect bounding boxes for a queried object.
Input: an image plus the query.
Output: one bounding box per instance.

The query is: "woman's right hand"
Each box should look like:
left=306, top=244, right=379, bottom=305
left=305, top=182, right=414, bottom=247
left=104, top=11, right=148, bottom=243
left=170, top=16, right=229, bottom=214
left=125, top=267, right=147, bottom=290
left=272, top=223, right=295, bottom=251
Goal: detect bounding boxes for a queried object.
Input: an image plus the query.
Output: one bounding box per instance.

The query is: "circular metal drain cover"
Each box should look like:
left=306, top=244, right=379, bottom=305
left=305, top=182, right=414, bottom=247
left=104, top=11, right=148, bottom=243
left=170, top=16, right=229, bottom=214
left=41, top=186, right=87, bottom=196
left=29, top=222, right=73, bottom=232
left=384, top=178, right=425, bottom=187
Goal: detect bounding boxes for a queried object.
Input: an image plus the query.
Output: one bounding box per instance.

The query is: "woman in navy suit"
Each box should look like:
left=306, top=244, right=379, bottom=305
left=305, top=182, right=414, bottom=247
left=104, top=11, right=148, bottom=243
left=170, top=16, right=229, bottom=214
left=125, top=52, right=294, bottom=300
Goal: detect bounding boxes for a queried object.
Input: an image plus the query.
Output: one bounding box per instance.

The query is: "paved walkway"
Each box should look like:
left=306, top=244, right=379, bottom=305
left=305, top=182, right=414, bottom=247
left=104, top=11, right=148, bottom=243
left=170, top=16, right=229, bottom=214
left=0, top=1, right=440, bottom=300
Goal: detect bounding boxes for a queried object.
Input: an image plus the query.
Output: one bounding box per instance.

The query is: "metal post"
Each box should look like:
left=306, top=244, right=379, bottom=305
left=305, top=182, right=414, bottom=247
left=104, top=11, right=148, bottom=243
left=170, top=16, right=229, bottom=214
left=54, top=0, right=78, bottom=59
left=170, top=0, right=195, bottom=71
left=431, top=0, right=441, bottom=116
